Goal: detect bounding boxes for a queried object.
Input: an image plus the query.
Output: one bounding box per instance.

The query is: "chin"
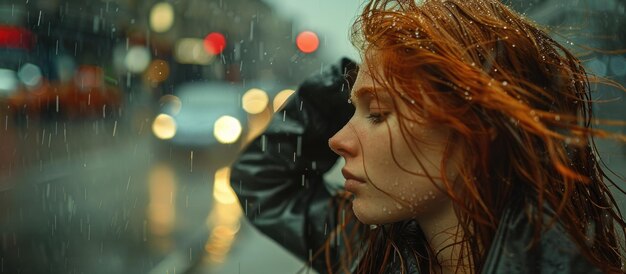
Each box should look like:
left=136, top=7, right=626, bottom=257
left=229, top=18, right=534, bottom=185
left=352, top=200, right=407, bottom=225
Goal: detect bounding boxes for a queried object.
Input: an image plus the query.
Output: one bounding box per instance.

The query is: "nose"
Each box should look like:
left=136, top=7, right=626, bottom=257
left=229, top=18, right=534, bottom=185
left=329, top=123, right=357, bottom=158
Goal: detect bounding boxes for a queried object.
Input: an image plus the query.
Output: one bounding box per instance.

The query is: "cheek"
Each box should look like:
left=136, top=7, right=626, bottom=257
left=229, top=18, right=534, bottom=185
left=394, top=178, right=449, bottom=214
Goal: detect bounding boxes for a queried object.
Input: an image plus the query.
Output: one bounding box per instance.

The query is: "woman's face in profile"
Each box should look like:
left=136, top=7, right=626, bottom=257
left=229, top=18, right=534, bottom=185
left=329, top=55, right=462, bottom=225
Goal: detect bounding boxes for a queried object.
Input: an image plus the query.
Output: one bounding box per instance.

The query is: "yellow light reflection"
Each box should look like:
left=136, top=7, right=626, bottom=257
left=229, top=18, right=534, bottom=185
left=204, top=167, right=242, bottom=264
left=273, top=89, right=295, bottom=112
left=159, top=94, right=182, bottom=116
left=242, top=88, right=269, bottom=114
left=244, top=108, right=272, bottom=145
left=213, top=115, right=241, bottom=144
left=152, top=114, right=177, bottom=140
left=150, top=2, right=174, bottom=33
left=148, top=164, right=177, bottom=238
left=213, top=167, right=238, bottom=205
left=175, top=38, right=214, bottom=65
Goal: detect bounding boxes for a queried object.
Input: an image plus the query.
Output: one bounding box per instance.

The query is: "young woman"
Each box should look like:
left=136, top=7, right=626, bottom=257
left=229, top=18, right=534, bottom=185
left=231, top=0, right=626, bottom=273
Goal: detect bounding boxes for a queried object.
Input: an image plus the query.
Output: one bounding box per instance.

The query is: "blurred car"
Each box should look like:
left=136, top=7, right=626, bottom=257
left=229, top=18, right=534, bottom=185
left=0, top=24, right=122, bottom=120
left=150, top=80, right=297, bottom=168
left=151, top=81, right=251, bottom=167
left=0, top=25, right=55, bottom=119
left=58, top=65, right=122, bottom=119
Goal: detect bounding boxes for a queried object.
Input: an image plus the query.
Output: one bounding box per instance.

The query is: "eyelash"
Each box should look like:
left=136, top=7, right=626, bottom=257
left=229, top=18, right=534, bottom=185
left=366, top=112, right=388, bottom=124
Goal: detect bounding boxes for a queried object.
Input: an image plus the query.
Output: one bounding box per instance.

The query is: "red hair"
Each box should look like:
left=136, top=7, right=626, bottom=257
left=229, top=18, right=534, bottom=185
left=319, top=0, right=626, bottom=273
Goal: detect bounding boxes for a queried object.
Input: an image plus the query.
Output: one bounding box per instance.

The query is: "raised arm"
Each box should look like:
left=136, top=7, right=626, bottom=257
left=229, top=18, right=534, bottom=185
left=230, top=58, right=357, bottom=273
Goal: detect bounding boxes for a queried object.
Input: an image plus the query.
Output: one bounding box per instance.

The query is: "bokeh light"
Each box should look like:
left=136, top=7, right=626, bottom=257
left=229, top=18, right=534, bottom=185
left=203, top=32, right=226, bottom=55
left=175, top=38, right=214, bottom=64
left=273, top=89, right=295, bottom=112
left=213, top=115, right=242, bottom=144
left=0, top=26, right=35, bottom=50
left=296, top=31, right=319, bottom=54
left=0, top=69, right=18, bottom=94
left=149, top=2, right=174, bottom=33
left=242, top=88, right=269, bottom=114
left=152, top=114, right=177, bottom=140
left=17, top=63, right=42, bottom=88
left=145, top=59, right=170, bottom=84
left=125, top=46, right=151, bottom=73
left=159, top=94, right=182, bottom=116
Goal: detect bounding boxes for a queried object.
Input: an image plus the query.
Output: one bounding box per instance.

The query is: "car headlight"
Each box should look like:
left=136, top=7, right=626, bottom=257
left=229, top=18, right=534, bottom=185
left=152, top=113, right=177, bottom=139
left=213, top=115, right=241, bottom=144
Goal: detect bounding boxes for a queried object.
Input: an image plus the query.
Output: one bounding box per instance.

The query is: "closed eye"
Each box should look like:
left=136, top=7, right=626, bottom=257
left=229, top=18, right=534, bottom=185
left=366, top=112, right=389, bottom=124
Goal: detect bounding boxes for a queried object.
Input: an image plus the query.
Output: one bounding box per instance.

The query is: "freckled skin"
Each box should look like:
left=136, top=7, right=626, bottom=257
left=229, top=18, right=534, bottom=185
left=329, top=56, right=463, bottom=225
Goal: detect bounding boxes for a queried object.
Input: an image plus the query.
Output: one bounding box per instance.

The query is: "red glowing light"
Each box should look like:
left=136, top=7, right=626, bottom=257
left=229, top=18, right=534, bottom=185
left=296, top=31, right=319, bottom=54
left=0, top=26, right=35, bottom=50
left=203, top=32, right=226, bottom=55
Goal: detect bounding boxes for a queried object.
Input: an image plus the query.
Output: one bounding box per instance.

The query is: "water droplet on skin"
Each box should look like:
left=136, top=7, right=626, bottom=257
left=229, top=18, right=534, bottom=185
left=502, top=81, right=508, bottom=86
left=423, top=195, right=429, bottom=200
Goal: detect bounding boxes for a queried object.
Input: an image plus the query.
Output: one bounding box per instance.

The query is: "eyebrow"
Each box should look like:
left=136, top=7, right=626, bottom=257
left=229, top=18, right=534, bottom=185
left=350, top=87, right=391, bottom=105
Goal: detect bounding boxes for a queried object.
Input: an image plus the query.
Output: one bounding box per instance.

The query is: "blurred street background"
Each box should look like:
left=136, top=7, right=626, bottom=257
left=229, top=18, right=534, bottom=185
left=0, top=0, right=624, bottom=273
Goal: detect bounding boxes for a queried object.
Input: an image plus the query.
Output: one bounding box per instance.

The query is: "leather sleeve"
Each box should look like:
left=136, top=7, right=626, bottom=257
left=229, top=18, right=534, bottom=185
left=230, top=58, right=357, bottom=273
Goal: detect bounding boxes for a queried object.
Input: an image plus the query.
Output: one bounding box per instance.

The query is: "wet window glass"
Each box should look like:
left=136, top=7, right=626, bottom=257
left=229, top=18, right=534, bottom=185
left=0, top=0, right=624, bottom=273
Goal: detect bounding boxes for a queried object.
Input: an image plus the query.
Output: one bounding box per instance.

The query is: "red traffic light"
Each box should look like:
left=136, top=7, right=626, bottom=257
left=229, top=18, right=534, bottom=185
left=296, top=31, right=319, bottom=54
left=203, top=32, right=226, bottom=55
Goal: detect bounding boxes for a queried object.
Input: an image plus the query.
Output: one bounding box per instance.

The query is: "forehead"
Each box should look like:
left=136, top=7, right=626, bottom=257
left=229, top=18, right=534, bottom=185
left=351, top=58, right=377, bottom=98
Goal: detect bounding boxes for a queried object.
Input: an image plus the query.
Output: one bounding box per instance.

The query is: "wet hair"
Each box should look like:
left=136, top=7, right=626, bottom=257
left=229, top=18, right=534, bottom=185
left=319, top=0, right=626, bottom=273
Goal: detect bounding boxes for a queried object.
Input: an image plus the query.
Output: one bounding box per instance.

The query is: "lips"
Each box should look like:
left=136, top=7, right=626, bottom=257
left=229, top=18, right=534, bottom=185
left=341, top=168, right=365, bottom=183
left=342, top=169, right=365, bottom=193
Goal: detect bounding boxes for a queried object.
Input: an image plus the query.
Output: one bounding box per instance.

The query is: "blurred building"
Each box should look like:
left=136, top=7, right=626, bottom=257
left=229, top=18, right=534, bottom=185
left=3, top=0, right=324, bottom=96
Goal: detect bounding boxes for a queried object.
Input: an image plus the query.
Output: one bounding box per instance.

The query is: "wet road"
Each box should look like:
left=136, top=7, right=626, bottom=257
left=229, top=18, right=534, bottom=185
left=0, top=112, right=309, bottom=274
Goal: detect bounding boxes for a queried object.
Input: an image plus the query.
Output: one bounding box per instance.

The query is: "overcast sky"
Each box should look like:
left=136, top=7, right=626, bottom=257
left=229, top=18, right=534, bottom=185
left=261, top=0, right=364, bottom=62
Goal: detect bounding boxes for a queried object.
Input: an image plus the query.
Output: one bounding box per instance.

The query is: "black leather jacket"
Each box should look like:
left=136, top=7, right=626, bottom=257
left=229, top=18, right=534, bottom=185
left=230, top=58, right=603, bottom=274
